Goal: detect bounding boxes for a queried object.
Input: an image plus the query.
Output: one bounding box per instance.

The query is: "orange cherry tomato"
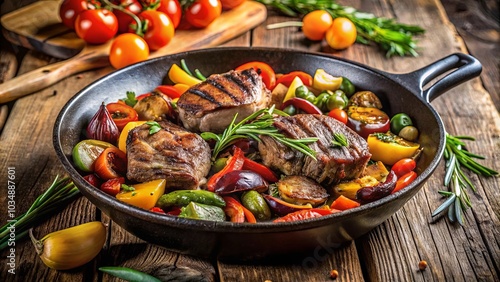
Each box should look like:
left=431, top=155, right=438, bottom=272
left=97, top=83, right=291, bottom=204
left=109, top=33, right=150, bottom=69
left=328, top=108, right=348, bottom=124
left=94, top=147, right=127, bottom=180
left=325, top=17, right=357, bottom=50
left=138, top=10, right=175, bottom=51
left=185, top=0, right=222, bottom=28
left=391, top=158, right=417, bottom=178
left=235, top=61, right=276, bottom=90
left=106, top=102, right=139, bottom=131
left=275, top=71, right=313, bottom=88
left=220, top=0, right=246, bottom=10
left=302, top=10, right=333, bottom=41
left=75, top=9, right=118, bottom=44
left=157, top=0, right=182, bottom=29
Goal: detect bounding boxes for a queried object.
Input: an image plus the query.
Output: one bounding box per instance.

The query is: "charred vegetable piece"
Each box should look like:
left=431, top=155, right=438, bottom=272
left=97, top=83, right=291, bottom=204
left=333, top=161, right=389, bottom=200
left=133, top=92, right=172, bottom=121
left=241, top=191, right=272, bottom=221
left=207, top=146, right=245, bottom=192
left=178, top=202, right=226, bottom=222
left=346, top=106, right=390, bottom=139
left=263, top=194, right=313, bottom=216
left=348, top=91, right=383, bottom=109
left=356, top=170, right=397, bottom=204
left=273, top=208, right=335, bottom=223
left=116, top=179, right=166, bottom=210
left=94, top=147, right=127, bottom=180
left=72, top=139, right=116, bottom=172
left=367, top=132, right=420, bottom=165
left=330, top=195, right=360, bottom=210
left=277, top=175, right=329, bottom=206
left=223, top=196, right=246, bottom=223
left=86, top=103, right=120, bottom=144
left=214, top=170, right=268, bottom=195
left=156, top=190, right=226, bottom=209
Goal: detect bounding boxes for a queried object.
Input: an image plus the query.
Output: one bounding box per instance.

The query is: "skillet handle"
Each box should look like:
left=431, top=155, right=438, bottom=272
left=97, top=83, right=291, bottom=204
left=394, top=53, right=482, bottom=103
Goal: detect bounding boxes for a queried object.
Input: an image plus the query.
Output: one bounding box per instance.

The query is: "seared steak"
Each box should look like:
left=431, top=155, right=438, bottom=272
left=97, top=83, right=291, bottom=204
left=176, top=68, right=271, bottom=133
left=126, top=120, right=211, bottom=190
left=258, top=114, right=371, bottom=185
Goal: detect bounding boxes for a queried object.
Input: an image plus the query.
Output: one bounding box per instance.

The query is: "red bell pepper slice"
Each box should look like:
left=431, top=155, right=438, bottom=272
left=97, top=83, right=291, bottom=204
left=235, top=61, right=276, bottom=90
left=391, top=171, right=417, bottom=194
left=106, top=102, right=139, bottom=131
left=280, top=97, right=323, bottom=115
left=273, top=208, right=335, bottom=223
left=242, top=157, right=279, bottom=183
left=330, top=195, right=361, bottom=210
left=276, top=71, right=313, bottom=88
left=223, top=196, right=245, bottom=223
left=206, top=146, right=245, bottom=192
left=150, top=207, right=166, bottom=214
left=154, top=85, right=183, bottom=99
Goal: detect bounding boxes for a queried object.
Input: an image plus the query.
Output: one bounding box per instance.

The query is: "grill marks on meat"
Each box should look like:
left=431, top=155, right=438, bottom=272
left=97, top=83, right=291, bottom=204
left=258, top=114, right=371, bottom=185
left=177, top=68, right=271, bottom=133
left=126, top=120, right=211, bottom=190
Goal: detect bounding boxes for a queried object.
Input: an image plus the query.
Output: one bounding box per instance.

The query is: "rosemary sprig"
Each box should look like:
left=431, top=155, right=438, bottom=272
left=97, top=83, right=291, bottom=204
left=200, top=106, right=319, bottom=161
left=331, top=132, right=348, bottom=147
left=255, top=0, right=425, bottom=57
left=0, top=176, right=80, bottom=250
left=431, top=134, right=498, bottom=225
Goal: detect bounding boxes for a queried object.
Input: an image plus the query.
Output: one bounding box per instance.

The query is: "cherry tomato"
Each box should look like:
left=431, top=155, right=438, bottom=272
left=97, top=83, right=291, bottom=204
left=59, top=0, right=96, bottom=30
left=109, top=33, right=150, bottom=69
left=83, top=174, right=102, bottom=188
left=75, top=9, right=118, bottom=44
left=185, top=0, right=222, bottom=28
left=100, top=177, right=125, bottom=196
left=137, top=10, right=175, bottom=51
left=235, top=61, right=276, bottom=90
left=94, top=147, right=127, bottom=180
left=106, top=102, right=139, bottom=131
left=157, top=0, right=182, bottom=29
left=220, top=0, right=246, bottom=10
left=391, top=158, right=417, bottom=178
left=325, top=17, right=357, bottom=50
left=275, top=71, right=313, bottom=88
left=112, top=0, right=142, bottom=33
left=392, top=171, right=418, bottom=194
left=302, top=10, right=333, bottom=41
left=328, top=108, right=348, bottom=124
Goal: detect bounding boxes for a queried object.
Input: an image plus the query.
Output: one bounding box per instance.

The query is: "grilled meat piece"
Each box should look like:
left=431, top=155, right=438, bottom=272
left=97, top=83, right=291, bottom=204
left=176, top=68, right=271, bottom=133
left=126, top=120, right=211, bottom=190
left=258, top=114, right=371, bottom=185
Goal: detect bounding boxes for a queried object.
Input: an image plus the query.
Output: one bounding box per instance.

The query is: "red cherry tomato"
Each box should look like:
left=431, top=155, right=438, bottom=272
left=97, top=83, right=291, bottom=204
left=109, top=33, right=150, bottom=69
left=106, top=102, right=139, bottom=131
left=328, top=108, right=348, bottom=124
left=235, top=61, right=276, bottom=90
left=391, top=171, right=418, bottom=194
left=112, top=0, right=142, bottom=33
left=100, top=177, right=125, bottom=196
left=391, top=158, right=417, bottom=178
left=157, top=0, right=182, bottom=29
left=59, top=0, right=96, bottom=30
left=137, top=10, right=175, bottom=51
left=83, top=174, right=102, bottom=188
left=94, top=147, right=127, bottom=180
left=185, top=0, right=222, bottom=28
left=75, top=9, right=118, bottom=44
left=275, top=71, right=313, bottom=88
left=220, top=0, right=246, bottom=10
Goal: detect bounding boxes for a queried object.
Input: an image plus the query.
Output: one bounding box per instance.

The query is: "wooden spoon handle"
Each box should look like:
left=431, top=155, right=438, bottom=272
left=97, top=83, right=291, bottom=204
left=0, top=48, right=109, bottom=104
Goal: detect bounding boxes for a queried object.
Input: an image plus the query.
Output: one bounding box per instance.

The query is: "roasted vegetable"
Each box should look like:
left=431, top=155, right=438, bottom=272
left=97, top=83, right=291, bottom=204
left=390, top=113, right=413, bottom=135
left=346, top=106, right=390, bottom=139
left=356, top=170, right=397, bottom=203
left=263, top=194, right=313, bottom=216
left=156, top=189, right=226, bottom=209
left=116, top=179, right=166, bottom=210
left=178, top=202, right=226, bottom=221
left=330, top=195, right=360, bottom=210
left=333, top=161, right=389, bottom=200
left=312, top=69, right=342, bottom=91
left=348, top=91, right=383, bottom=109
left=72, top=139, right=116, bottom=172
left=277, top=175, right=329, bottom=206
left=133, top=92, right=172, bottom=121
left=86, top=102, right=120, bottom=144
left=30, top=221, right=106, bottom=270
left=241, top=190, right=272, bottom=221
left=367, top=132, right=420, bottom=165
left=214, top=170, right=269, bottom=195
left=118, top=121, right=147, bottom=152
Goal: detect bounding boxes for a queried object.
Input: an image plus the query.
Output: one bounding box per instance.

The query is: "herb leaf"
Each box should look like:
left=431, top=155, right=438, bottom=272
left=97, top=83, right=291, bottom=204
left=331, top=133, right=349, bottom=147
left=146, top=121, right=162, bottom=135
left=121, top=91, right=138, bottom=107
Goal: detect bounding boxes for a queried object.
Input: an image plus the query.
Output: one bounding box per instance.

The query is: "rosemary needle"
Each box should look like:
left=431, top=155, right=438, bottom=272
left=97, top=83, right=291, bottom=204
left=432, top=134, right=498, bottom=225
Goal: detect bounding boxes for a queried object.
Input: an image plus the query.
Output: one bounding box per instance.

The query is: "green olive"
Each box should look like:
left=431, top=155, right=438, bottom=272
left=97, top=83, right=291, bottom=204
left=282, top=105, right=297, bottom=116
left=340, top=77, right=355, bottom=97
left=390, top=113, right=413, bottom=135
left=241, top=190, right=271, bottom=221
left=398, top=125, right=419, bottom=141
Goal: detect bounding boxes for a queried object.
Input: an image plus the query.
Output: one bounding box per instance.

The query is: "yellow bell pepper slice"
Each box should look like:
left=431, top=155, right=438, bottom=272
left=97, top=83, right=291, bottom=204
left=116, top=179, right=166, bottom=210
left=118, top=121, right=147, bottom=153
left=283, top=76, right=304, bottom=102
left=312, top=69, right=342, bottom=91
left=367, top=132, right=420, bottom=165
left=173, top=83, right=190, bottom=95
left=168, top=64, right=202, bottom=87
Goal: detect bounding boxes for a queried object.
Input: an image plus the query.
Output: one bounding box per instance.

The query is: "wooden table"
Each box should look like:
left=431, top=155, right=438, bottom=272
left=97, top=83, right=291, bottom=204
left=1, top=0, right=499, bottom=281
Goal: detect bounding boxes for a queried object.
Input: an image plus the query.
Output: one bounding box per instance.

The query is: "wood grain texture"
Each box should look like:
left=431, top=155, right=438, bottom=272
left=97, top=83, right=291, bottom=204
left=0, top=0, right=498, bottom=281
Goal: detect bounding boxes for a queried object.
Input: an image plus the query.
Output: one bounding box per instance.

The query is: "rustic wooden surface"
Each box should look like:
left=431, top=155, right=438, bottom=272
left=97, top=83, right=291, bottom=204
left=0, top=0, right=499, bottom=281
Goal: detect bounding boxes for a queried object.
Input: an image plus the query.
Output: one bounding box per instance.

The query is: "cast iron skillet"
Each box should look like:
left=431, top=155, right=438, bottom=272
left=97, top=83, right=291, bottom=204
left=53, top=47, right=481, bottom=260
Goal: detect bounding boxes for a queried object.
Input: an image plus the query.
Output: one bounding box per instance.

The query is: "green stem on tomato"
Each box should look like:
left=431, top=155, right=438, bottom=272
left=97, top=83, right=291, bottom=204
left=101, top=0, right=144, bottom=37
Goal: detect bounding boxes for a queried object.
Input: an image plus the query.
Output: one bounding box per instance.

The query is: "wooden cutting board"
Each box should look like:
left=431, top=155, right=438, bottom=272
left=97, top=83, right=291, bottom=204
left=0, top=0, right=267, bottom=103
